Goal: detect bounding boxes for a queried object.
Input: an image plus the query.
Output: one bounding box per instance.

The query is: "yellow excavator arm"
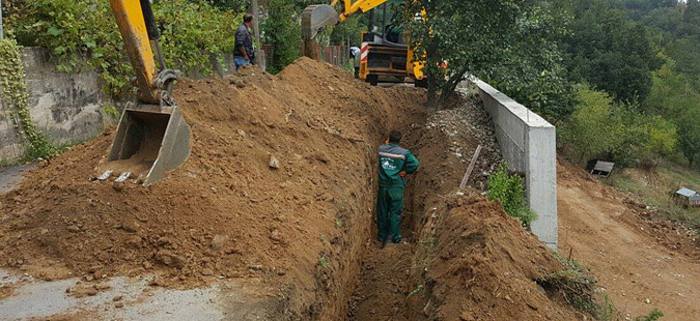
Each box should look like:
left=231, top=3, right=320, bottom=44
left=302, top=0, right=390, bottom=40
left=332, top=0, right=390, bottom=21
left=98, top=0, right=191, bottom=186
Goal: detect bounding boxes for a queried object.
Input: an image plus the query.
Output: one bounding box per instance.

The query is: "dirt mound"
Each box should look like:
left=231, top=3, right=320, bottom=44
left=0, top=56, right=425, bottom=303
left=410, top=195, right=580, bottom=320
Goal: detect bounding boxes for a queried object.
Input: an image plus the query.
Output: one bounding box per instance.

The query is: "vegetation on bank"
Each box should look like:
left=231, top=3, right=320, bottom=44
left=607, top=160, right=700, bottom=226
left=487, top=163, right=538, bottom=229
left=538, top=252, right=665, bottom=321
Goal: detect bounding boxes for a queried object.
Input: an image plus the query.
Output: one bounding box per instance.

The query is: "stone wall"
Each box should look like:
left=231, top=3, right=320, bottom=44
left=0, top=48, right=241, bottom=165
left=0, top=48, right=110, bottom=164
left=458, top=79, right=558, bottom=249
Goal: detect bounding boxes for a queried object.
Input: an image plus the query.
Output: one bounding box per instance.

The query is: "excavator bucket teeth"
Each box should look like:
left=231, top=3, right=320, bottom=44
left=100, top=104, right=190, bottom=186
left=302, top=4, right=339, bottom=40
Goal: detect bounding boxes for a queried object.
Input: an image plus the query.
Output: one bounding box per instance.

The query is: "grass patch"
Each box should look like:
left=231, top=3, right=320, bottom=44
left=537, top=253, right=600, bottom=317
left=318, top=256, right=329, bottom=269
left=540, top=253, right=667, bottom=320
left=635, top=309, right=664, bottom=321
left=488, top=163, right=538, bottom=228
left=604, top=160, right=700, bottom=226
left=538, top=252, right=620, bottom=320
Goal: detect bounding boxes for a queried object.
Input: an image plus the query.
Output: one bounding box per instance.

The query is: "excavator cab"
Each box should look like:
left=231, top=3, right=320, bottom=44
left=99, top=0, right=190, bottom=185
left=301, top=0, right=425, bottom=86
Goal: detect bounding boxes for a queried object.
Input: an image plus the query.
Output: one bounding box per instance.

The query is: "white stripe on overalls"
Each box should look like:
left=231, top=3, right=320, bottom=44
left=379, top=152, right=405, bottom=159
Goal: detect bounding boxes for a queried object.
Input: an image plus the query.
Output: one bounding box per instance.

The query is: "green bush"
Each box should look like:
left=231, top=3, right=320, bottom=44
left=487, top=163, right=538, bottom=228
left=262, top=0, right=301, bottom=74
left=154, top=0, right=239, bottom=75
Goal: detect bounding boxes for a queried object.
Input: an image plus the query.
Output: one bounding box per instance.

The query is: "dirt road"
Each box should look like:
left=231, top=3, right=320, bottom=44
left=558, top=165, right=700, bottom=320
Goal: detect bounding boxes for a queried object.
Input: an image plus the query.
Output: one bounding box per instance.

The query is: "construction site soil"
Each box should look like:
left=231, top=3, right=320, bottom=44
left=2, top=58, right=581, bottom=320
left=558, top=161, right=700, bottom=320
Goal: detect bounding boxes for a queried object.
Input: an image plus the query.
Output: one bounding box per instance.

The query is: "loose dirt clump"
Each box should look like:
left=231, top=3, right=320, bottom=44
left=0, top=284, right=13, bottom=300
left=0, top=58, right=426, bottom=318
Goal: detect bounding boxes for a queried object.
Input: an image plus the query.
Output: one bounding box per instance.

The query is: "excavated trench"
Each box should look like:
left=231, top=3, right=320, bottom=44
left=304, top=94, right=431, bottom=321
left=344, top=117, right=426, bottom=321
left=329, top=95, right=493, bottom=321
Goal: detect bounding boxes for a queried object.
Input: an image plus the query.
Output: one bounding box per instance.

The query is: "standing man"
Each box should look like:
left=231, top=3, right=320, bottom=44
left=234, top=13, right=255, bottom=71
left=376, top=130, right=419, bottom=248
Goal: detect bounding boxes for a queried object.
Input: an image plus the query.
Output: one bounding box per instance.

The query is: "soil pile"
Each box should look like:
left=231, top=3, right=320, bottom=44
left=412, top=195, right=580, bottom=320
left=0, top=55, right=425, bottom=309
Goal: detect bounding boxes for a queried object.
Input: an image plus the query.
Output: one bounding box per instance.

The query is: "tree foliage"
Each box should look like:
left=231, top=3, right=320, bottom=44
left=560, top=85, right=617, bottom=163
left=404, top=0, right=573, bottom=118
left=261, top=0, right=302, bottom=74
left=563, top=0, right=661, bottom=104
left=677, top=108, right=700, bottom=167
left=560, top=84, right=676, bottom=168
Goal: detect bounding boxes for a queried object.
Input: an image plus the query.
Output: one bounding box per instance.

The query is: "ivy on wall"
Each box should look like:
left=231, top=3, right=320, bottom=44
left=0, top=38, right=56, bottom=160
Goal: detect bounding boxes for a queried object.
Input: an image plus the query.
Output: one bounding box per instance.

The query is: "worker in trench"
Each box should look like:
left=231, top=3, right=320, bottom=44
left=376, top=130, right=420, bottom=248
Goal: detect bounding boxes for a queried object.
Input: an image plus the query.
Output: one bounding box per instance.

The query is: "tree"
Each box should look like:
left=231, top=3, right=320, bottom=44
left=205, top=0, right=248, bottom=11
left=564, top=1, right=661, bottom=104
left=668, top=37, right=700, bottom=82
left=677, top=108, right=700, bottom=167
left=404, top=0, right=572, bottom=113
left=560, top=84, right=676, bottom=168
left=560, top=85, right=618, bottom=162
left=644, top=57, right=700, bottom=118
left=262, top=0, right=301, bottom=74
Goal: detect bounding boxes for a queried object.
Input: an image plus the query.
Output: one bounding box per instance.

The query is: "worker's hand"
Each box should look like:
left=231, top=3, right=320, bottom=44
left=384, top=139, right=389, bottom=145
left=399, top=171, right=407, bottom=178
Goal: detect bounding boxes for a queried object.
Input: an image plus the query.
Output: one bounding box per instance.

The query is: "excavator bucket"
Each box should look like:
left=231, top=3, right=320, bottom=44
left=302, top=4, right=339, bottom=40
left=102, top=0, right=190, bottom=186
left=100, top=103, right=190, bottom=186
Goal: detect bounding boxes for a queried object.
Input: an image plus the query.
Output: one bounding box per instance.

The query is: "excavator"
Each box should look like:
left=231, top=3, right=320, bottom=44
left=97, top=0, right=191, bottom=185
left=302, top=0, right=426, bottom=87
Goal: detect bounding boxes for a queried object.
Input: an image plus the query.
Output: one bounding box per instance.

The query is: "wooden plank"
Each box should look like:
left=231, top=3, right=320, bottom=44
left=459, top=145, right=483, bottom=190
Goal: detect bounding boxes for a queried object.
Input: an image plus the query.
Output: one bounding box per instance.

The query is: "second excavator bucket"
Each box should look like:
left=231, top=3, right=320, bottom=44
left=100, top=103, right=190, bottom=186
left=302, top=4, right=339, bottom=40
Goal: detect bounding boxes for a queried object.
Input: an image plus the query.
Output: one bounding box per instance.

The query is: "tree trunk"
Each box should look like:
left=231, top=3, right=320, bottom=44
left=250, top=0, right=266, bottom=71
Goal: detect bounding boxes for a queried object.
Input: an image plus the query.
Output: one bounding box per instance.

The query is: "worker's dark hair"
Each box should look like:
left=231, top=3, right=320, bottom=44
left=388, top=130, right=402, bottom=144
left=243, top=13, right=254, bottom=23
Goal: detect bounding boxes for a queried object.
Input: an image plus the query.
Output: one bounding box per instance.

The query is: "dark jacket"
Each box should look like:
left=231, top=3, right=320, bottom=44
left=377, top=143, right=419, bottom=187
left=234, top=24, right=254, bottom=61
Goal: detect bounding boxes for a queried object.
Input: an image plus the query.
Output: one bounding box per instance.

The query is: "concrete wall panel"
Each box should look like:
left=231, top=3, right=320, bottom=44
left=459, top=79, right=558, bottom=249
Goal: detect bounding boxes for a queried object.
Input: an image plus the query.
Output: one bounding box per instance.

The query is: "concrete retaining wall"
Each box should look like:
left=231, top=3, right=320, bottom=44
left=1, top=48, right=110, bottom=164
left=458, top=79, right=558, bottom=249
